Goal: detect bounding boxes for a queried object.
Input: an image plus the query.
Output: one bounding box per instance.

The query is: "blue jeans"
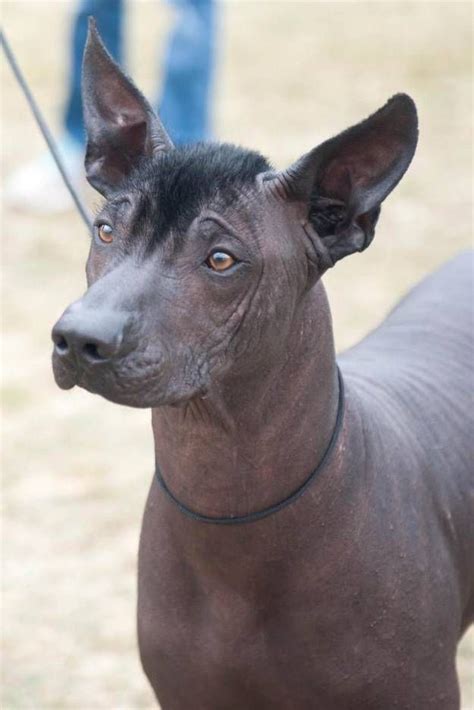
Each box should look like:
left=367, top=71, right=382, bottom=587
left=64, top=0, right=215, bottom=146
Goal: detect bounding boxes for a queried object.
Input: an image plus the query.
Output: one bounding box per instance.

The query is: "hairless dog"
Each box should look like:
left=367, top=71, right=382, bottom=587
left=52, top=20, right=473, bottom=710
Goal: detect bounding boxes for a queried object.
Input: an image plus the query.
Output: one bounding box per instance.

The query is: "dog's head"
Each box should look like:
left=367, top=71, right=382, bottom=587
left=52, top=20, right=417, bottom=408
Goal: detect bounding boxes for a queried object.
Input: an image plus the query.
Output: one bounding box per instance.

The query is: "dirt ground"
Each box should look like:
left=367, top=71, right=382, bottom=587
left=1, top=1, right=473, bottom=708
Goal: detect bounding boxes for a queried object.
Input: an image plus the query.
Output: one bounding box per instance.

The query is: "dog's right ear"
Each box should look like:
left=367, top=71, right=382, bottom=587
left=82, top=18, right=173, bottom=197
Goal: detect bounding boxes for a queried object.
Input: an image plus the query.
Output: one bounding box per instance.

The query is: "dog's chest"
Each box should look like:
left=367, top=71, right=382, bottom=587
left=136, top=475, right=464, bottom=709
left=137, top=571, right=361, bottom=710
left=137, top=574, right=459, bottom=710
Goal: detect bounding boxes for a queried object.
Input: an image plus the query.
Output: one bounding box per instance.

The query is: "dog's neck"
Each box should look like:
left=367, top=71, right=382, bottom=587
left=151, top=281, right=339, bottom=518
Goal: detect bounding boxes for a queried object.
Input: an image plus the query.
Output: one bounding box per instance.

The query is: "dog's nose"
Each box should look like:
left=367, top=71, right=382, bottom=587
left=52, top=305, right=129, bottom=364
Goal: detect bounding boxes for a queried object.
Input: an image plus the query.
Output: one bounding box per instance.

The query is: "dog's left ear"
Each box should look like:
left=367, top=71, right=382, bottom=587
left=266, top=94, right=418, bottom=274
left=82, top=18, right=173, bottom=197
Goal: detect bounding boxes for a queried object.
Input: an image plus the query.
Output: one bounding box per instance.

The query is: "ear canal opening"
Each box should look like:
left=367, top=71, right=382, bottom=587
left=308, top=196, right=347, bottom=238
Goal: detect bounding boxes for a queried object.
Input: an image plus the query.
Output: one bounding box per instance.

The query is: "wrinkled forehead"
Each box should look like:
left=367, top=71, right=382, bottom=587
left=112, top=143, right=272, bottom=250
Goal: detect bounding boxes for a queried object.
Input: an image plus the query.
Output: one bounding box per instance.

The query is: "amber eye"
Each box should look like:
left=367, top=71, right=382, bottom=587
left=206, top=250, right=236, bottom=272
left=97, top=223, right=113, bottom=243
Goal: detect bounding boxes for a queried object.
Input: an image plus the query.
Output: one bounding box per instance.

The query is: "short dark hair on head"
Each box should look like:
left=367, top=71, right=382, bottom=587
left=126, top=142, right=272, bottom=246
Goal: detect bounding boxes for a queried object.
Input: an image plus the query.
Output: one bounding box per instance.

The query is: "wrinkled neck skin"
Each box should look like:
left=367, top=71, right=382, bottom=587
left=151, top=280, right=339, bottom=518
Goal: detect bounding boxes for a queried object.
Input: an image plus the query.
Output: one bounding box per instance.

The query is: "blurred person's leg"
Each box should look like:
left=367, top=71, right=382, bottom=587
left=5, top=0, right=124, bottom=215
left=159, top=0, right=216, bottom=144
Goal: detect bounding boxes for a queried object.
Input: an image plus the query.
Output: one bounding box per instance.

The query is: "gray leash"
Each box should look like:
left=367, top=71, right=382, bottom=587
left=0, top=28, right=92, bottom=229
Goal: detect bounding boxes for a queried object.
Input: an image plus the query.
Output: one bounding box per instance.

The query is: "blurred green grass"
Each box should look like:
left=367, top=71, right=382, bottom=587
left=2, top=1, right=473, bottom=707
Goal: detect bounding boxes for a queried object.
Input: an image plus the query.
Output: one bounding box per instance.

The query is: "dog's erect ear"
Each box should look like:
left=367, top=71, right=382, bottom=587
left=82, top=18, right=173, bottom=197
left=266, top=94, right=418, bottom=272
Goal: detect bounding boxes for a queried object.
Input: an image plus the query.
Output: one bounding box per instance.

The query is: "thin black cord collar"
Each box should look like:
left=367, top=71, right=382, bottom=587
left=154, top=366, right=345, bottom=525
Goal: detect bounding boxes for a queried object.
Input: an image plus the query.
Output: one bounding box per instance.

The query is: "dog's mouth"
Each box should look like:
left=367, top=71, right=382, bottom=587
left=51, top=347, right=202, bottom=408
left=52, top=349, right=79, bottom=390
left=52, top=347, right=158, bottom=404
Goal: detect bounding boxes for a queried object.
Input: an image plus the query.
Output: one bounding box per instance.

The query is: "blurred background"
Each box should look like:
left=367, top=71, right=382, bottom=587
left=1, top=0, right=472, bottom=707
